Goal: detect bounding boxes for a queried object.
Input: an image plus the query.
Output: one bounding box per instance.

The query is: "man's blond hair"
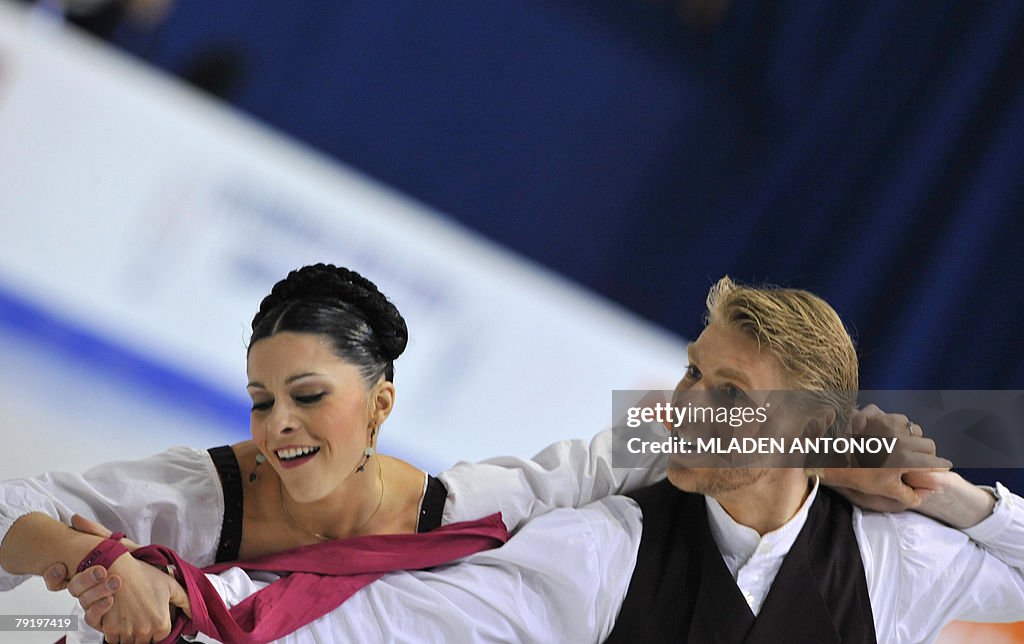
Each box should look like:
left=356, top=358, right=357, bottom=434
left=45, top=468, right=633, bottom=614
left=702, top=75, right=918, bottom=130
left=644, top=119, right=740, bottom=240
left=705, top=276, right=858, bottom=436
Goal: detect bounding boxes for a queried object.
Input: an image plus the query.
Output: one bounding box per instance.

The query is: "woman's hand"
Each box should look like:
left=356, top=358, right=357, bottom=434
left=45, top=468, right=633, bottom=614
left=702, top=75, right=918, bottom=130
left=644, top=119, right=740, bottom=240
left=822, top=405, right=952, bottom=512
left=42, top=514, right=191, bottom=643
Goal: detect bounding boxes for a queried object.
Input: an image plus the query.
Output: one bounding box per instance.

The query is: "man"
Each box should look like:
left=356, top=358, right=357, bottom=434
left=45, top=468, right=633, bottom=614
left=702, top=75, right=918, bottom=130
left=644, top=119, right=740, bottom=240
left=45, top=279, right=1024, bottom=643
left=603, top=277, right=1024, bottom=642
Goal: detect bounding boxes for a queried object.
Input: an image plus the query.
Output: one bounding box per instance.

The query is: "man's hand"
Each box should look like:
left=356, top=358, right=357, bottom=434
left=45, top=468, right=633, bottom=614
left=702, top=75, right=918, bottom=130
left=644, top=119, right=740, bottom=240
left=43, top=514, right=137, bottom=597
left=96, top=551, right=190, bottom=643
left=823, top=405, right=952, bottom=512
left=42, top=514, right=191, bottom=643
left=904, top=470, right=997, bottom=529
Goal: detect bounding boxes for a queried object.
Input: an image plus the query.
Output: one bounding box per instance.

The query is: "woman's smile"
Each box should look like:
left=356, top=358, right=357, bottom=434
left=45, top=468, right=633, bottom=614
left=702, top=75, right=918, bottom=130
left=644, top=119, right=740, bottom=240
left=275, top=445, right=322, bottom=468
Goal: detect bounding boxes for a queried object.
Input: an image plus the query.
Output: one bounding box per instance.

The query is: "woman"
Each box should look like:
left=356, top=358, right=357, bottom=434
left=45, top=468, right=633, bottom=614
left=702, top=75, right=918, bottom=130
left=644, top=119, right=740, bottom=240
left=2, top=263, right=672, bottom=642
left=0, top=266, right=945, bottom=642
left=0, top=264, right=514, bottom=641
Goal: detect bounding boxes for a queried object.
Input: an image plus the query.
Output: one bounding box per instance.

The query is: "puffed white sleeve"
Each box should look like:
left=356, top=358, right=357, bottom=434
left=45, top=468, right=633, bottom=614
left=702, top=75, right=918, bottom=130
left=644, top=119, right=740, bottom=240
left=440, top=427, right=666, bottom=532
left=0, top=447, right=225, bottom=591
left=171, top=496, right=644, bottom=644
left=857, top=482, right=1024, bottom=643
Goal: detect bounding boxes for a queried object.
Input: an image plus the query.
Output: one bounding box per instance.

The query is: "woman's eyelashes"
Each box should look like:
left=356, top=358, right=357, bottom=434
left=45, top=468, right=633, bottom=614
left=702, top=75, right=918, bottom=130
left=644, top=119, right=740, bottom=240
left=294, top=392, right=327, bottom=405
left=250, top=392, right=327, bottom=412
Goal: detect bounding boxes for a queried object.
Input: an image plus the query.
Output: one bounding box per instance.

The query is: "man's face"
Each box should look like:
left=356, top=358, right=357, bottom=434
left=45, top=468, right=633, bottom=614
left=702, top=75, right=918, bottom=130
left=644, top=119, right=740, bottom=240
left=666, top=321, right=794, bottom=496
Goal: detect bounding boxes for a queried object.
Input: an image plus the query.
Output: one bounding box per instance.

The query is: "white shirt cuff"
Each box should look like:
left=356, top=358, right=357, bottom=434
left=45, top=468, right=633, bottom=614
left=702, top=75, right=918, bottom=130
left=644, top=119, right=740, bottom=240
left=962, top=482, right=1014, bottom=542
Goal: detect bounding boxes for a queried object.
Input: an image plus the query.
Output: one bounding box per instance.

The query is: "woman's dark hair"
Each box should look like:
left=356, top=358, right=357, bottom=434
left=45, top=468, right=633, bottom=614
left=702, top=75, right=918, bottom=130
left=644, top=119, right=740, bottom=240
left=249, top=264, right=408, bottom=384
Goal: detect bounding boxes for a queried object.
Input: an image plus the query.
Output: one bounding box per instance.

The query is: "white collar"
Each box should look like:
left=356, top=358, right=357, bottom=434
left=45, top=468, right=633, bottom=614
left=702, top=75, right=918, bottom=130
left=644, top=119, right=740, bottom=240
left=704, top=476, right=820, bottom=578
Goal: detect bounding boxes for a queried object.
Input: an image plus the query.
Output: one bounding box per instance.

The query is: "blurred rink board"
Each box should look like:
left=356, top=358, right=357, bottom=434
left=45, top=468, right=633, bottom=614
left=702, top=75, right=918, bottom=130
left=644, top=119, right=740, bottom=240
left=0, top=0, right=690, bottom=622
left=0, top=1, right=686, bottom=633
left=0, top=0, right=688, bottom=466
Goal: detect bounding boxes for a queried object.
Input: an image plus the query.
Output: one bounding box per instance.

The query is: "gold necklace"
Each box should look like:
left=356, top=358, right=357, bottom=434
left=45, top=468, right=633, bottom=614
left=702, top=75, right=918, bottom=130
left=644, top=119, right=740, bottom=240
left=280, top=458, right=385, bottom=541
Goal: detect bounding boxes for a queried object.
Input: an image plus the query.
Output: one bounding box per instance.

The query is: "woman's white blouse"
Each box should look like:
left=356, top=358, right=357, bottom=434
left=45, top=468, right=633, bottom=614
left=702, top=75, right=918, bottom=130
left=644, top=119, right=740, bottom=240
left=0, top=430, right=660, bottom=643
left=0, top=446, right=226, bottom=591
left=0, top=430, right=664, bottom=590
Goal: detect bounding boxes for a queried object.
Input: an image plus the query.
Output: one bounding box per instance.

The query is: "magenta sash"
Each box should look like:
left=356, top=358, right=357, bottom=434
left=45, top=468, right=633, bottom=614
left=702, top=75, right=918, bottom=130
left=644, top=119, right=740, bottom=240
left=77, top=513, right=508, bottom=643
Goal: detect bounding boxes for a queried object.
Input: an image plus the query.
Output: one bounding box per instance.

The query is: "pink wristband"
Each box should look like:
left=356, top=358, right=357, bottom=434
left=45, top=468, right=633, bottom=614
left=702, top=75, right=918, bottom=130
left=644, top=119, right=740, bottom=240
left=75, top=531, right=128, bottom=573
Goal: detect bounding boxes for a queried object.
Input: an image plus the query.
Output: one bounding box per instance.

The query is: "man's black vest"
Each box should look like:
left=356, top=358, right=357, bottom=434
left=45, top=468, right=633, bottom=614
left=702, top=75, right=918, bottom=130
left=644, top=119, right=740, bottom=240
left=605, top=480, right=876, bottom=643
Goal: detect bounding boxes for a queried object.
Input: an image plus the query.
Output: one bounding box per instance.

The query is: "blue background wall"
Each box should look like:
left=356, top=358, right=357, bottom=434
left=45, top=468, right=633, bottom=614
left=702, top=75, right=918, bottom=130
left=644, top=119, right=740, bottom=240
left=96, top=0, right=1024, bottom=485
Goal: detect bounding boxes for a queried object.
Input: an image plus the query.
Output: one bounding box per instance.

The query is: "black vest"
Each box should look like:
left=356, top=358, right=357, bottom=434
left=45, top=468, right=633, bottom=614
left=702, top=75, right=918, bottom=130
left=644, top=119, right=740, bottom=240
left=605, top=481, right=876, bottom=644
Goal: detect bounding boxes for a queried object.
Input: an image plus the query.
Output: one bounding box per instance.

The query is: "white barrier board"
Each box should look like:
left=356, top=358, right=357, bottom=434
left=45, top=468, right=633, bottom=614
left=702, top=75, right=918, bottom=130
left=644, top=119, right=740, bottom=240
left=0, top=3, right=687, bottom=634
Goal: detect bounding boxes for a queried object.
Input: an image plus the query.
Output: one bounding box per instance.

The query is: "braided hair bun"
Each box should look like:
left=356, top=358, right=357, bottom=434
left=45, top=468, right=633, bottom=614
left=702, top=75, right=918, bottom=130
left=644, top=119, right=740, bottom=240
left=250, top=264, right=408, bottom=381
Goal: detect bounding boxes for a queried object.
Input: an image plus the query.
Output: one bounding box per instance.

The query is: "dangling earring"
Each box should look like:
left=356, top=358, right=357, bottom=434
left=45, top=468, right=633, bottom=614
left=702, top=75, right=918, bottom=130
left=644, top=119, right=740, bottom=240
left=357, top=426, right=377, bottom=473
left=249, top=453, right=266, bottom=484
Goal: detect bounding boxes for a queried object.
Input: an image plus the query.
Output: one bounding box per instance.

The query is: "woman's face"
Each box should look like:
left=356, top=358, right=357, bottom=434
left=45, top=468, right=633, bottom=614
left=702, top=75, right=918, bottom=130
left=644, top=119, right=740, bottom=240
left=246, top=332, right=391, bottom=503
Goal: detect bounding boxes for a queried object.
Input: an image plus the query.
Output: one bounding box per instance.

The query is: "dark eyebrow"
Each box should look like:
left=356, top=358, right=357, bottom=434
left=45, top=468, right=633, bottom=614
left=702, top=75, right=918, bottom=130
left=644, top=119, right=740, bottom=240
left=247, top=372, right=324, bottom=389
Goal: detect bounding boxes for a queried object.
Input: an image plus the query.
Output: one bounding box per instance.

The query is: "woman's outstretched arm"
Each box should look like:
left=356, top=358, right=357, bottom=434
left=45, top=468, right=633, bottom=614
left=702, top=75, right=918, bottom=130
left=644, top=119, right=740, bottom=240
left=0, top=446, right=225, bottom=590
left=441, top=407, right=950, bottom=533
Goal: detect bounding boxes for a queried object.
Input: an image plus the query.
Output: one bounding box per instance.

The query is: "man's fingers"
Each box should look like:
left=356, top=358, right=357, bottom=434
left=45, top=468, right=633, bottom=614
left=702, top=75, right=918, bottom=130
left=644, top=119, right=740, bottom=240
left=892, top=435, right=937, bottom=456
left=849, top=412, right=867, bottom=434
left=103, top=623, right=135, bottom=644
left=167, top=576, right=193, bottom=619
left=890, top=452, right=952, bottom=470
left=851, top=407, right=922, bottom=438
left=177, top=591, right=192, bottom=620
left=78, top=576, right=121, bottom=611
left=883, top=413, right=911, bottom=433
left=901, top=470, right=952, bottom=490
left=70, top=514, right=142, bottom=550
left=103, top=625, right=134, bottom=644
left=829, top=484, right=915, bottom=513
left=154, top=625, right=172, bottom=642
left=894, top=451, right=952, bottom=470
left=853, top=434, right=945, bottom=468
left=100, top=616, right=167, bottom=644
left=859, top=404, right=882, bottom=418
left=84, top=596, right=112, bottom=630
left=71, top=514, right=113, bottom=538
left=67, top=566, right=108, bottom=597
left=43, top=563, right=69, bottom=591
left=886, top=480, right=922, bottom=508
